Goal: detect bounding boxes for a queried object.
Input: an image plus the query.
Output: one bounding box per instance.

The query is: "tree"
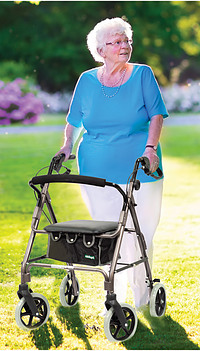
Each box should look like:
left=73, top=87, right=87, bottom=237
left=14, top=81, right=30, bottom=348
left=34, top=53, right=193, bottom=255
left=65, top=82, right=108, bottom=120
left=0, top=1, right=199, bottom=91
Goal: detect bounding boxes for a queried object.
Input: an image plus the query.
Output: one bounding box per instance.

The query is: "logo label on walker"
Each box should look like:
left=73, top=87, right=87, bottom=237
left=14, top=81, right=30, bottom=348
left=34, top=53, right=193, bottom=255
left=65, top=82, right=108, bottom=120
left=85, top=254, right=95, bottom=260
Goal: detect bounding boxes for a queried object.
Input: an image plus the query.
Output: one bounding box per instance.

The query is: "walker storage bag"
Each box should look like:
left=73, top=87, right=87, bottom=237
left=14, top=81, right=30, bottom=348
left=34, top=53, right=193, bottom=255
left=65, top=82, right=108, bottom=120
left=44, top=220, right=118, bottom=266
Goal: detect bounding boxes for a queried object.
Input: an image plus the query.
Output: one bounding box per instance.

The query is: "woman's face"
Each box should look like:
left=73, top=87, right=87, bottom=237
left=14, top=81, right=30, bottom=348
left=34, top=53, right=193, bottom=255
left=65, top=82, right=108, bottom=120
left=102, top=33, right=132, bottom=65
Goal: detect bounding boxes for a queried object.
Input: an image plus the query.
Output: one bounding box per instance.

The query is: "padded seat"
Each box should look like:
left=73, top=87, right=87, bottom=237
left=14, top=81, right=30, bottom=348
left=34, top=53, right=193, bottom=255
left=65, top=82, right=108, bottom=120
left=44, top=220, right=118, bottom=235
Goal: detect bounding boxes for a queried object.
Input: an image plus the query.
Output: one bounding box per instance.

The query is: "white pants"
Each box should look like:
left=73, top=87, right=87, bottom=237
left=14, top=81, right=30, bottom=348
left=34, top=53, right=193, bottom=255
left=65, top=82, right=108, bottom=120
left=80, top=179, right=163, bottom=308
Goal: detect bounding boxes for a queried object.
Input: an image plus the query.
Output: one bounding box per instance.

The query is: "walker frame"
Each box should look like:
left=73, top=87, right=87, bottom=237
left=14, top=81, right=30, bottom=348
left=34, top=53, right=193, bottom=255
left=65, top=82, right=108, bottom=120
left=15, top=154, right=166, bottom=342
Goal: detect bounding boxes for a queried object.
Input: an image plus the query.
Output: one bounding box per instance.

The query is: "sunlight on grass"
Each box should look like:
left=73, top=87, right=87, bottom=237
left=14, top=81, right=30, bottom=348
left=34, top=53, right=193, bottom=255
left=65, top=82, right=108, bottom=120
left=0, top=125, right=200, bottom=350
left=36, top=113, right=66, bottom=126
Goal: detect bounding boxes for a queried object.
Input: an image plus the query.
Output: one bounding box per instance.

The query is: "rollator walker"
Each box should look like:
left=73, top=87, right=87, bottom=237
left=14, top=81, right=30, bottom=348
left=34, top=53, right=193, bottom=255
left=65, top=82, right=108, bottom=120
left=15, top=153, right=166, bottom=342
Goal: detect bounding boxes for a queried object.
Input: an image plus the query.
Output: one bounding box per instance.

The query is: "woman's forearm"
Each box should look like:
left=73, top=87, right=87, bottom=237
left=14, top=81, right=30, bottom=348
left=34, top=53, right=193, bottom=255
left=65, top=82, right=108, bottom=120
left=146, top=114, right=163, bottom=148
left=63, top=123, right=75, bottom=149
left=55, top=123, right=78, bottom=160
left=143, top=114, right=163, bottom=173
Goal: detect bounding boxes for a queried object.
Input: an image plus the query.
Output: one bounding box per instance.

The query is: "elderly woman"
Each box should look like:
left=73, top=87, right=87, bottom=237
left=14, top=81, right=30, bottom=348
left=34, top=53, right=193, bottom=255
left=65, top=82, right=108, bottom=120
left=56, top=17, right=168, bottom=311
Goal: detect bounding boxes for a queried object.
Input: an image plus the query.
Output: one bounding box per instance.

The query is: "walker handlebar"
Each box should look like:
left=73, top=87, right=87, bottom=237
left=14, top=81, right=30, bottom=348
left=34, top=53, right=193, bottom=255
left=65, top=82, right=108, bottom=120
left=30, top=155, right=163, bottom=193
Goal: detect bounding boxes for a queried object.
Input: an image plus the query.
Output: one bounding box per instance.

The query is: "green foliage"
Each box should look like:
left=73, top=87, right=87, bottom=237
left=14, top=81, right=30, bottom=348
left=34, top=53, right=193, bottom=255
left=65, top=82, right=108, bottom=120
left=0, top=60, right=35, bottom=83
left=0, top=1, right=200, bottom=91
left=175, top=1, right=200, bottom=56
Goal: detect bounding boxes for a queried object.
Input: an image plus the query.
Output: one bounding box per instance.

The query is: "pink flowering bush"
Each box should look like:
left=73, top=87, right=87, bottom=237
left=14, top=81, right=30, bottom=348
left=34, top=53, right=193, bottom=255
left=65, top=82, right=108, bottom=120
left=0, top=78, right=44, bottom=125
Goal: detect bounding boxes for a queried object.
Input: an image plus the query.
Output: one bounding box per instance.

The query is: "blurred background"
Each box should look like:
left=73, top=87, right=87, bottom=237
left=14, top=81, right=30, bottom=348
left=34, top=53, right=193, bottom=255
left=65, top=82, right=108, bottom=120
left=1, top=3, right=200, bottom=349
left=0, top=0, right=200, bottom=123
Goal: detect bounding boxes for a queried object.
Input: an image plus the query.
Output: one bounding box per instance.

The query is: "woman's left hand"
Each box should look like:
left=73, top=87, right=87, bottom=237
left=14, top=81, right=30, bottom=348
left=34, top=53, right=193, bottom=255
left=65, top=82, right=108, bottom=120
left=142, top=148, right=160, bottom=173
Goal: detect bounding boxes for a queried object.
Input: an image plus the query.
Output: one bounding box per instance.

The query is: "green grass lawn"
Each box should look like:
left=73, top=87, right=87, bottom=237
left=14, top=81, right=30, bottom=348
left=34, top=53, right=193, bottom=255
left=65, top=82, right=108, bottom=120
left=0, top=122, right=200, bottom=350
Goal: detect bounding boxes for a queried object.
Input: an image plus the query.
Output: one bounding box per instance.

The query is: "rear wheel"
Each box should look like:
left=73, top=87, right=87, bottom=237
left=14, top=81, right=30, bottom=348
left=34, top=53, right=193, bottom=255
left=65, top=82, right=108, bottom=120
left=104, top=303, right=138, bottom=342
left=150, top=283, right=166, bottom=317
left=59, top=274, right=80, bottom=307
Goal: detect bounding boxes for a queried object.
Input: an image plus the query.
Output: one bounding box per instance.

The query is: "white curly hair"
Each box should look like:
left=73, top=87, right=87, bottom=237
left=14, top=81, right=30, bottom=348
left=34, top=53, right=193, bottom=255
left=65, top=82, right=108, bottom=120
left=87, top=17, right=133, bottom=63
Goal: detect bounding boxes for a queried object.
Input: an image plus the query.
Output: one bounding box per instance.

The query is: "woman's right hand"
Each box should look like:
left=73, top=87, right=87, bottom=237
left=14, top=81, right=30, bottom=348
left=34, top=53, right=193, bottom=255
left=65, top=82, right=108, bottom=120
left=54, top=145, right=72, bottom=162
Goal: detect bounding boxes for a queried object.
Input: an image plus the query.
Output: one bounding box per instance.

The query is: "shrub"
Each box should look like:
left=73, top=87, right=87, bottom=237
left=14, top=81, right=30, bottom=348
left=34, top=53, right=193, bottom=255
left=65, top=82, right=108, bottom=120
left=0, top=61, right=33, bottom=84
left=0, top=78, right=44, bottom=125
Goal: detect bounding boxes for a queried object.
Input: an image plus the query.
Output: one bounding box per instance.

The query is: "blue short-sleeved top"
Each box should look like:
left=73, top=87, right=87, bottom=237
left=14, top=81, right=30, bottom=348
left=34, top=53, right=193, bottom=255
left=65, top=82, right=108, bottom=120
left=67, top=64, right=168, bottom=183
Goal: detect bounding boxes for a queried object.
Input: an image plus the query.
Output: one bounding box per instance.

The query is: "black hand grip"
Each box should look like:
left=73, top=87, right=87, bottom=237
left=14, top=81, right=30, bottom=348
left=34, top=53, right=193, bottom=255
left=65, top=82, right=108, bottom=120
left=53, top=153, right=66, bottom=172
left=30, top=174, right=106, bottom=187
left=141, top=156, right=150, bottom=174
left=52, top=153, right=76, bottom=173
left=52, top=153, right=76, bottom=162
left=139, top=156, right=163, bottom=179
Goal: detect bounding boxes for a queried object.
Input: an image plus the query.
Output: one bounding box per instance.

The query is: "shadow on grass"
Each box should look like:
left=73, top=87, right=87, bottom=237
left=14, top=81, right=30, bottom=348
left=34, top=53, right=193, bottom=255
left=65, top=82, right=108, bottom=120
left=30, top=316, right=63, bottom=350
left=56, top=303, right=93, bottom=350
left=123, top=309, right=199, bottom=350
left=30, top=304, right=93, bottom=350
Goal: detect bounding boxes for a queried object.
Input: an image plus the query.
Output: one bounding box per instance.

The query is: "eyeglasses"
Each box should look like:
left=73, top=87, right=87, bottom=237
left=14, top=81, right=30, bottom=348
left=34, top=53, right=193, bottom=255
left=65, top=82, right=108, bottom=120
left=106, top=39, right=133, bottom=47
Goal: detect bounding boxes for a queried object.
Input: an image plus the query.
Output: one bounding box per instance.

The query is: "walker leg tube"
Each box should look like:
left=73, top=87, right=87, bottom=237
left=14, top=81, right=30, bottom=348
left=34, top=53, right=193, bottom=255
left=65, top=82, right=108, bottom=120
left=129, top=196, right=153, bottom=290
left=106, top=211, right=128, bottom=294
left=45, top=191, right=57, bottom=223
left=21, top=184, right=50, bottom=284
left=70, top=269, right=79, bottom=297
left=21, top=230, right=36, bottom=284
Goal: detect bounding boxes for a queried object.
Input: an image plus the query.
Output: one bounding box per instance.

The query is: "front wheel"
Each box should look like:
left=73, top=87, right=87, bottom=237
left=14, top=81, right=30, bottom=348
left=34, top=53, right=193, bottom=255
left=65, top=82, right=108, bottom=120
left=15, top=292, right=50, bottom=331
left=149, top=283, right=166, bottom=317
left=104, top=303, right=138, bottom=342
